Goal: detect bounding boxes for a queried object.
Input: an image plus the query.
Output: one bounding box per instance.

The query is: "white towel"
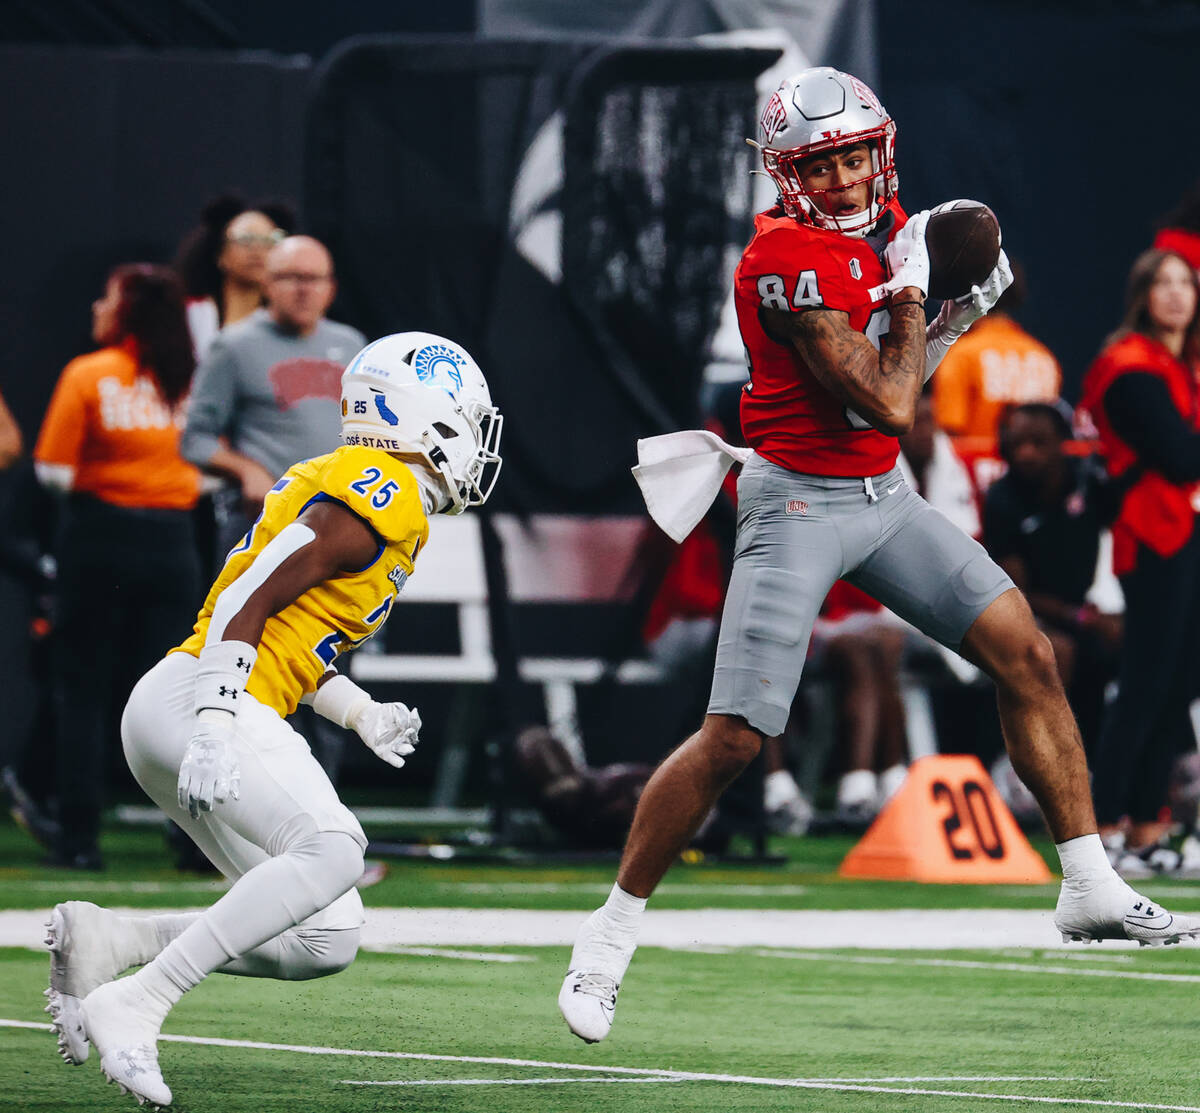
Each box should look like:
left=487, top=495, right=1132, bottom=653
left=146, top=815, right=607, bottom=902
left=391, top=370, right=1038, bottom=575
left=631, top=430, right=753, bottom=543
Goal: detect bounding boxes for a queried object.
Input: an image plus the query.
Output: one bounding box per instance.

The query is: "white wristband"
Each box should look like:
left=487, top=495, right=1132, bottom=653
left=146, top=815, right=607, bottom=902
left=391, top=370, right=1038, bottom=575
left=194, top=640, right=257, bottom=715
left=311, top=673, right=373, bottom=730
left=924, top=328, right=956, bottom=382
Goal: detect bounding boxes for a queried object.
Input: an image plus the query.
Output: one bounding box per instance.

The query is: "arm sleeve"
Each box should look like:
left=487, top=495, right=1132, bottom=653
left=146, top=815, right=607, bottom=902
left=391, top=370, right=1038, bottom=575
left=33, top=363, right=88, bottom=471
left=180, top=336, right=239, bottom=467
left=1104, top=372, right=1200, bottom=483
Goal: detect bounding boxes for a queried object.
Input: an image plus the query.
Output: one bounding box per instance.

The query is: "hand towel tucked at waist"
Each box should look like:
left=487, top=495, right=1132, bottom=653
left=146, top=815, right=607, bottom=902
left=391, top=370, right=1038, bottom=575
left=631, top=429, right=753, bottom=543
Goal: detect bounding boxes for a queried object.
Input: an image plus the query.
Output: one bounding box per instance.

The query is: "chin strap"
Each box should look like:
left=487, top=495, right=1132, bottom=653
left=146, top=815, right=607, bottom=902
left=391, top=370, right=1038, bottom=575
left=409, top=459, right=455, bottom=516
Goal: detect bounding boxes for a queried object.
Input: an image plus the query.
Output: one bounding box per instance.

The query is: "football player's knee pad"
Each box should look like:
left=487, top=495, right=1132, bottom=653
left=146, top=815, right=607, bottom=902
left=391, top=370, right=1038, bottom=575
left=287, top=926, right=361, bottom=979
left=287, top=830, right=365, bottom=905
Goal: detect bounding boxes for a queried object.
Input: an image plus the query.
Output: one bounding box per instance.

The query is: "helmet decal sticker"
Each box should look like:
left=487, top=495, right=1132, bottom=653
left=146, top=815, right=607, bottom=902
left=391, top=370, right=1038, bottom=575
left=759, top=92, right=787, bottom=145
left=413, top=343, right=465, bottom=394
left=372, top=392, right=400, bottom=426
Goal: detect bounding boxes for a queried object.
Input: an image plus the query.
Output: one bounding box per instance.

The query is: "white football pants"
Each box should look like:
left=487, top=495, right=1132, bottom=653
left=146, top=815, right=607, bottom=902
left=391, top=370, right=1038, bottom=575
left=120, top=653, right=366, bottom=981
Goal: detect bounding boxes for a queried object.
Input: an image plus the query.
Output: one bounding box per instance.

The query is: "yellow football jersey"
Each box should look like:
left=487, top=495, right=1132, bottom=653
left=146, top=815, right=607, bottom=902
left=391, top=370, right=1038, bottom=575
left=175, top=445, right=429, bottom=716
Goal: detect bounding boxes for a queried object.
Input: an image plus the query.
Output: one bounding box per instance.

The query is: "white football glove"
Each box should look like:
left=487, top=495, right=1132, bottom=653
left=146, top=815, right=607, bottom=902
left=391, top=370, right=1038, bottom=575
left=177, top=709, right=241, bottom=819
left=883, top=210, right=931, bottom=297
left=934, top=248, right=1014, bottom=341
left=352, top=701, right=422, bottom=769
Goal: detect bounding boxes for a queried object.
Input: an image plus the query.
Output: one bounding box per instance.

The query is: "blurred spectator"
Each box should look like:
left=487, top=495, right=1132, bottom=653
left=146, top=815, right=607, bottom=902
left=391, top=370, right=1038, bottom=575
left=181, top=235, right=365, bottom=780
left=898, top=389, right=981, bottom=537
left=181, top=235, right=365, bottom=550
left=173, top=194, right=295, bottom=359
left=513, top=726, right=656, bottom=850
left=0, top=387, right=21, bottom=468
left=1153, top=179, right=1200, bottom=273
left=932, top=262, right=1062, bottom=457
left=0, top=389, right=57, bottom=847
left=1078, top=249, right=1200, bottom=870
left=983, top=403, right=1121, bottom=752
left=808, top=581, right=908, bottom=826
left=34, top=265, right=201, bottom=869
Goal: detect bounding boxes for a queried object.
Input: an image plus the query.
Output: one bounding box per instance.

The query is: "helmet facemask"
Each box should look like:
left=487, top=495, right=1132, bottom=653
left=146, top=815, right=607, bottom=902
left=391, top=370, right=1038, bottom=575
left=763, top=127, right=896, bottom=237
left=426, top=397, right=503, bottom=514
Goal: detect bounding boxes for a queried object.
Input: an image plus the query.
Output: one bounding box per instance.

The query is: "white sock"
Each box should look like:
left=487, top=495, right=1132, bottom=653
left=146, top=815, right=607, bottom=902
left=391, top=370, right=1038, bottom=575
left=764, top=769, right=801, bottom=811
left=838, top=769, right=877, bottom=807
left=573, top=884, right=645, bottom=979
left=601, top=883, right=647, bottom=935
left=1056, top=834, right=1115, bottom=887
left=147, top=912, right=200, bottom=955
left=877, top=764, right=908, bottom=803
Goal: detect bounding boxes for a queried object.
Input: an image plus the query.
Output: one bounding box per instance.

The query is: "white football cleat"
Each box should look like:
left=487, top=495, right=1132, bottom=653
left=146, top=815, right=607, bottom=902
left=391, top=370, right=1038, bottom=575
left=46, top=901, right=138, bottom=1065
left=1055, top=874, right=1200, bottom=946
left=558, top=908, right=637, bottom=1043
left=558, top=970, right=619, bottom=1043
left=80, top=978, right=172, bottom=1108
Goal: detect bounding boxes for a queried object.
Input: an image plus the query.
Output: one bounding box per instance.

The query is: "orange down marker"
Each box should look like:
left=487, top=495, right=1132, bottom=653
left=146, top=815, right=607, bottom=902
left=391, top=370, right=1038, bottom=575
left=838, top=754, right=1053, bottom=884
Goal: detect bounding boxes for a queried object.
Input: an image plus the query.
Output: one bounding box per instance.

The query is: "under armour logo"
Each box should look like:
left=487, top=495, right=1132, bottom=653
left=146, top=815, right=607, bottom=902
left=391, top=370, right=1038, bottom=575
left=236, top=657, right=251, bottom=673
left=217, top=686, right=238, bottom=699
left=116, top=1048, right=148, bottom=1076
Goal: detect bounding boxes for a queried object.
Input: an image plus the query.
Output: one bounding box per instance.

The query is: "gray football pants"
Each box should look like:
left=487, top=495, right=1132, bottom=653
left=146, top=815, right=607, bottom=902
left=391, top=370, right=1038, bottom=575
left=708, top=454, right=1012, bottom=737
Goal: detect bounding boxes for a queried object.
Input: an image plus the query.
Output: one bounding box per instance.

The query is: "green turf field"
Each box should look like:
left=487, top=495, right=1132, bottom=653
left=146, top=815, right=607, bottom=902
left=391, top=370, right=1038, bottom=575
left=3, top=816, right=1200, bottom=1112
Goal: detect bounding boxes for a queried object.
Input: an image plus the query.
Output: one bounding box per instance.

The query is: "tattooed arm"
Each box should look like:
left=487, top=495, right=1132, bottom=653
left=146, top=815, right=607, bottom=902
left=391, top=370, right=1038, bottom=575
left=759, top=295, right=927, bottom=436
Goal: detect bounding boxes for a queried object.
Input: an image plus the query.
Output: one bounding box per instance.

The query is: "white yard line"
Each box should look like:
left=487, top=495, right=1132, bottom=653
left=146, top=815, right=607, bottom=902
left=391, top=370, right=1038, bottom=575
left=9, top=880, right=226, bottom=893
left=368, top=946, right=535, bottom=963
left=1, top=906, right=1194, bottom=951
left=343, top=1076, right=684, bottom=1086
left=752, top=949, right=1200, bottom=984
left=450, top=883, right=812, bottom=896
left=2, top=1021, right=1183, bottom=1112
left=0, top=907, right=1177, bottom=952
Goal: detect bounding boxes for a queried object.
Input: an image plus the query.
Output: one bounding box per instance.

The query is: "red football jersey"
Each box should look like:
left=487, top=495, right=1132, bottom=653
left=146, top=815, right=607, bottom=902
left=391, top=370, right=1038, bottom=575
left=736, top=201, right=908, bottom=476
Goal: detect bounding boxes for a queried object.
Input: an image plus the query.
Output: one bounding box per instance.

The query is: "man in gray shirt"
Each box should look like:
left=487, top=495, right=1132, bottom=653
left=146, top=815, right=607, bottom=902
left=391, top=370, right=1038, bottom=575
left=182, top=234, right=366, bottom=553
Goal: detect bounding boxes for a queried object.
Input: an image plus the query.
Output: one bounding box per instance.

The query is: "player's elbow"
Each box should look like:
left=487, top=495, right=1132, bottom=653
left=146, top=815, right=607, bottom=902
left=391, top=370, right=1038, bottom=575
left=872, top=400, right=915, bottom=437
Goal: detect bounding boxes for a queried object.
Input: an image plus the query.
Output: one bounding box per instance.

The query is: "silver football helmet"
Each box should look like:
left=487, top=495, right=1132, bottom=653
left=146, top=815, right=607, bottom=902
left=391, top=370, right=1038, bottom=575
left=754, top=67, right=898, bottom=237
left=341, top=332, right=502, bottom=513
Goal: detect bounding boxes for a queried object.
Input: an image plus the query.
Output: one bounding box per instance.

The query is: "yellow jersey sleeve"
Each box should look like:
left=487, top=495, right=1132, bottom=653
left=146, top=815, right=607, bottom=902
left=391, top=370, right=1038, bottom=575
left=316, top=445, right=429, bottom=553
left=174, top=445, right=430, bottom=717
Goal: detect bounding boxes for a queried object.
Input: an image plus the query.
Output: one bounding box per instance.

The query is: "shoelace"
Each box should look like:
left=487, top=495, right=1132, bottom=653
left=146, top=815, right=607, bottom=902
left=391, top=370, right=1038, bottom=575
left=113, top=1044, right=161, bottom=1078
left=574, top=972, right=618, bottom=999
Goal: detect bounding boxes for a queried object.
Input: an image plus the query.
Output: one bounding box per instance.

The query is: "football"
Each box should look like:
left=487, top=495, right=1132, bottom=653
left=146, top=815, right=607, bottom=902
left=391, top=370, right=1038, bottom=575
left=924, top=200, right=1001, bottom=300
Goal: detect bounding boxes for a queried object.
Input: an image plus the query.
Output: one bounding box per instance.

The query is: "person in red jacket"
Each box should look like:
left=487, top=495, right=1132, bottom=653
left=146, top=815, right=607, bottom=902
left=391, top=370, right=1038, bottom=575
left=1079, top=249, right=1200, bottom=872
left=1153, top=181, right=1200, bottom=274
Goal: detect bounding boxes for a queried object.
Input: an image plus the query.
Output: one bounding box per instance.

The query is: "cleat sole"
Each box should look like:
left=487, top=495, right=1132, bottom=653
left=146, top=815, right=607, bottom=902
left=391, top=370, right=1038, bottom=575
left=45, top=987, right=88, bottom=1065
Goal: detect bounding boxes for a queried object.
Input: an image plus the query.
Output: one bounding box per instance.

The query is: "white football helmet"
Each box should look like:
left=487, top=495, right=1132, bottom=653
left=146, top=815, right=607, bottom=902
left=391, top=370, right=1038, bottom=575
left=754, top=67, right=898, bottom=237
left=341, top=332, right=502, bottom=513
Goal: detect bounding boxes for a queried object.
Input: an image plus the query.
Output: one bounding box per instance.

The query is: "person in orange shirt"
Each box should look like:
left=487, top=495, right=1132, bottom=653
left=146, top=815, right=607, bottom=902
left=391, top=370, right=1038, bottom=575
left=932, top=263, right=1062, bottom=457
left=35, top=264, right=202, bottom=869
